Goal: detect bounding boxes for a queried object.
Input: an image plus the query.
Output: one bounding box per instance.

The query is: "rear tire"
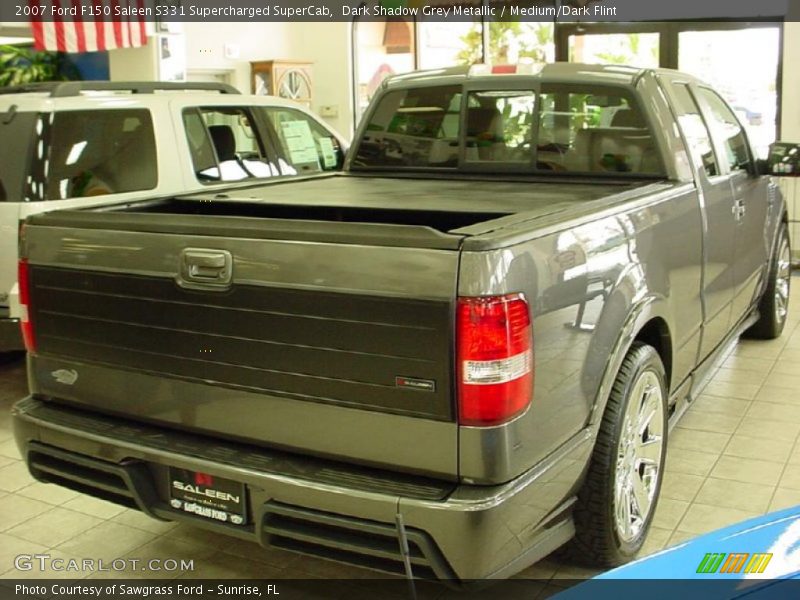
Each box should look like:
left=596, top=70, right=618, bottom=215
left=566, top=342, right=668, bottom=567
left=745, top=224, right=791, bottom=340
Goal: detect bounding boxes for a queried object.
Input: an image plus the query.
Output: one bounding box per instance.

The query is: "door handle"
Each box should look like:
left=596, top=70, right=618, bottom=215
left=732, top=199, right=746, bottom=221
left=177, top=249, right=233, bottom=290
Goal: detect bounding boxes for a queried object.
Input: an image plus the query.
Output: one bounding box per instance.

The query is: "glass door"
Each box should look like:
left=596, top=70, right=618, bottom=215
left=678, top=27, right=781, bottom=158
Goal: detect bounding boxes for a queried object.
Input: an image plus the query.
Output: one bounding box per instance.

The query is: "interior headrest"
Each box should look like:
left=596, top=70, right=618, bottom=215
left=611, top=109, right=645, bottom=128
left=467, top=107, right=502, bottom=137
left=208, top=125, right=237, bottom=162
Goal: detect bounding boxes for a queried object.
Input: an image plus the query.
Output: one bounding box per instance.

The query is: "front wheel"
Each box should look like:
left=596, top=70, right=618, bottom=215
left=567, top=342, right=668, bottom=566
left=745, top=224, right=791, bottom=340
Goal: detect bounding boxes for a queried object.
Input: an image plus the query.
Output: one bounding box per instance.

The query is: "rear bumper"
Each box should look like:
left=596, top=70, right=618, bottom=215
left=12, top=397, right=590, bottom=580
left=0, top=312, right=22, bottom=352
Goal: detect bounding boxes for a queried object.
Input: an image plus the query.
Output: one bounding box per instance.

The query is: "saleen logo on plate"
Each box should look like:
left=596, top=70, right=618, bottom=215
left=696, top=552, right=773, bottom=574
left=172, top=481, right=240, bottom=503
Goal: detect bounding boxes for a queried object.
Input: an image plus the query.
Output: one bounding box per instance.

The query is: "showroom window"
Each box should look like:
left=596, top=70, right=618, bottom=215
left=678, top=28, right=780, bottom=159
left=417, top=20, right=481, bottom=69
left=43, top=109, right=157, bottom=200
left=489, top=22, right=555, bottom=65
left=557, top=22, right=782, bottom=158
left=567, top=32, right=660, bottom=68
left=354, top=20, right=416, bottom=119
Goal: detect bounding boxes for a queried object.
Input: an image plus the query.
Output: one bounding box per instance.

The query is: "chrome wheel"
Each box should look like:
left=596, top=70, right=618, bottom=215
left=775, top=238, right=791, bottom=324
left=614, top=370, right=665, bottom=544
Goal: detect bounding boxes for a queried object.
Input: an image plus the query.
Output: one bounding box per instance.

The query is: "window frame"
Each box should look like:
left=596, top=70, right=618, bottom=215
left=694, top=85, right=756, bottom=176
left=459, top=80, right=540, bottom=174
left=664, top=80, right=722, bottom=180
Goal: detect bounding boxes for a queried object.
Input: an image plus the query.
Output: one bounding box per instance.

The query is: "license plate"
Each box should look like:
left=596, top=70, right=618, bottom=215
left=168, top=468, right=247, bottom=526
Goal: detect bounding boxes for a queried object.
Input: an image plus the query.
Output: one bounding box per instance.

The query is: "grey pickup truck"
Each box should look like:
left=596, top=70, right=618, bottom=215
left=11, top=63, right=794, bottom=581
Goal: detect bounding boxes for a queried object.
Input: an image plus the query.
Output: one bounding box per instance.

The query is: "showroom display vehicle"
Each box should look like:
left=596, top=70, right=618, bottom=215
left=12, top=63, right=793, bottom=581
left=0, top=81, right=346, bottom=351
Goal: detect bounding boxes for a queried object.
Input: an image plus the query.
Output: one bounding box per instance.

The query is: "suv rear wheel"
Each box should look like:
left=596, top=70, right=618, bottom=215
left=568, top=342, right=668, bottom=566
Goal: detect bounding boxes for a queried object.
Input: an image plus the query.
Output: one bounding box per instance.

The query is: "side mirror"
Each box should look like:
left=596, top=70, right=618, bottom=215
left=767, top=142, right=800, bottom=176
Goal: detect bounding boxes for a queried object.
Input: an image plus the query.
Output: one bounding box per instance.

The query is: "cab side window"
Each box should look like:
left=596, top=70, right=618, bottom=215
left=262, top=108, right=344, bottom=176
left=184, top=107, right=279, bottom=183
left=669, top=84, right=718, bottom=178
left=696, top=88, right=752, bottom=173
left=45, top=109, right=157, bottom=199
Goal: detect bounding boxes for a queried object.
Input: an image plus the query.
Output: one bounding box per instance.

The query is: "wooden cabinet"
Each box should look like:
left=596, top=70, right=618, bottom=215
left=250, top=60, right=313, bottom=107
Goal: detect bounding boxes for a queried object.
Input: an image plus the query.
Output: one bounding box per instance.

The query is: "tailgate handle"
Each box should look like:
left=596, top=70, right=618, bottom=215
left=178, top=249, right=233, bottom=291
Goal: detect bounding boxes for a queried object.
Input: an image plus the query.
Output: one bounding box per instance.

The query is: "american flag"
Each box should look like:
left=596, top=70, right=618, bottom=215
left=29, top=0, right=149, bottom=53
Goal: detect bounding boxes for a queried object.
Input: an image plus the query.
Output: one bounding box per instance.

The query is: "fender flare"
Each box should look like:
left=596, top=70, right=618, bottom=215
left=586, top=294, right=672, bottom=430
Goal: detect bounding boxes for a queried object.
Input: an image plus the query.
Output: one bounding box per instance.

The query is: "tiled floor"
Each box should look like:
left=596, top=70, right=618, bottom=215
left=0, top=275, right=798, bottom=583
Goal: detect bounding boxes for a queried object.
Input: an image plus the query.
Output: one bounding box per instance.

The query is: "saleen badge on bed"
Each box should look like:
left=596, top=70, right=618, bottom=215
left=51, top=369, right=78, bottom=385
left=395, top=376, right=436, bottom=392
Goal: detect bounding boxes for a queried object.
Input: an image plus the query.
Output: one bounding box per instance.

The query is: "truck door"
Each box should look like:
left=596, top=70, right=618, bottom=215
left=695, top=87, right=769, bottom=326
left=665, top=81, right=737, bottom=359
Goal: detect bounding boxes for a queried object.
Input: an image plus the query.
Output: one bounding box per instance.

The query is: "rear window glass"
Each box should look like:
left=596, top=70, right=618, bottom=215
left=353, top=83, right=664, bottom=177
left=465, top=90, right=536, bottom=164
left=353, top=85, right=462, bottom=168
left=45, top=109, right=157, bottom=199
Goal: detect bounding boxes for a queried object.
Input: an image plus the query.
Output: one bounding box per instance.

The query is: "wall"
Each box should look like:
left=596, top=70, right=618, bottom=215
left=181, top=22, right=352, bottom=135
left=182, top=22, right=290, bottom=95
left=109, top=42, right=159, bottom=81
left=283, top=21, right=353, bottom=135
left=781, top=19, right=800, bottom=259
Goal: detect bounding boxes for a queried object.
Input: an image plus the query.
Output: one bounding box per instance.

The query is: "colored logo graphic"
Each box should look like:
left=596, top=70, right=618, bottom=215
left=696, top=553, right=773, bottom=575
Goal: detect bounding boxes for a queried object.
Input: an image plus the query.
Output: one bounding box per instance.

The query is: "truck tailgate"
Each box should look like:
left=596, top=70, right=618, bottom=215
left=23, top=218, right=461, bottom=479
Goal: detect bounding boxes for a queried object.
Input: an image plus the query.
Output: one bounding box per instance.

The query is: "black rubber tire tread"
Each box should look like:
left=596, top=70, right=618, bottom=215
left=564, top=342, right=668, bottom=567
left=745, top=224, right=791, bottom=340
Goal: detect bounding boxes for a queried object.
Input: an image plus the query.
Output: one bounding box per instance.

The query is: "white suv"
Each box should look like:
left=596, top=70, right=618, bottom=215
left=0, top=81, right=348, bottom=351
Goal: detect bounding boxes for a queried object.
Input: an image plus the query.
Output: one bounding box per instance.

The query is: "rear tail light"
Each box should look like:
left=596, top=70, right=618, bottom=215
left=456, top=294, right=533, bottom=426
left=18, top=259, right=36, bottom=353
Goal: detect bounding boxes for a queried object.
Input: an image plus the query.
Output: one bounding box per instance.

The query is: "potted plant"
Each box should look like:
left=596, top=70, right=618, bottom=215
left=0, top=45, right=80, bottom=86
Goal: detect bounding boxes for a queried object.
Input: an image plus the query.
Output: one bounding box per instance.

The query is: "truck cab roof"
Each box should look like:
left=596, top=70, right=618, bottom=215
left=381, top=62, right=704, bottom=90
left=0, top=81, right=314, bottom=113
